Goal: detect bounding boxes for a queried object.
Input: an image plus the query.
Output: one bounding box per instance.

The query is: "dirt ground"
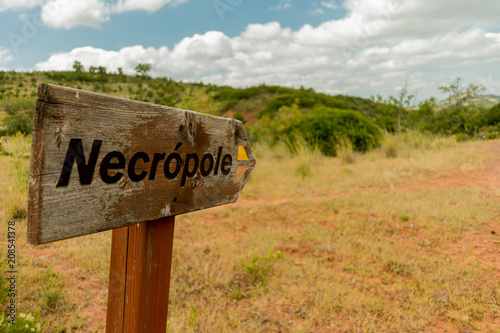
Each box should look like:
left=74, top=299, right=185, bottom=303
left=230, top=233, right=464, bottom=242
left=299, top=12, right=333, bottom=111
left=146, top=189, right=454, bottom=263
left=19, top=140, right=500, bottom=332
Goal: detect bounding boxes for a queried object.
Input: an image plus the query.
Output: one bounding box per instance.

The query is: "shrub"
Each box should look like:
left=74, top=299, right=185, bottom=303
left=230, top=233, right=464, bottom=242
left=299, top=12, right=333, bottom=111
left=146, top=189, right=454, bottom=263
left=231, top=250, right=284, bottom=299
left=2, top=96, right=35, bottom=115
left=298, top=107, right=381, bottom=156
left=1, top=97, right=35, bottom=135
left=258, top=91, right=348, bottom=119
left=3, top=115, right=33, bottom=135
left=486, top=103, right=500, bottom=126
left=232, top=112, right=246, bottom=123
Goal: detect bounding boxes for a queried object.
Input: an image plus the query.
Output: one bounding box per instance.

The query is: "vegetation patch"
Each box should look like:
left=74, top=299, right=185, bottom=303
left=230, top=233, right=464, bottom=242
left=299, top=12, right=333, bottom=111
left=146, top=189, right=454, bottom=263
left=298, top=107, right=382, bottom=156
left=1, top=70, right=500, bottom=331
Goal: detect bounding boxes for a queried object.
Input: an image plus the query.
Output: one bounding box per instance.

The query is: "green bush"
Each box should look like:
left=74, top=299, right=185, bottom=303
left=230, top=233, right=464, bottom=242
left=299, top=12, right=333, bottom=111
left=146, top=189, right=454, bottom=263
left=419, top=102, right=500, bottom=138
left=2, top=97, right=35, bottom=115
left=258, top=91, right=348, bottom=119
left=1, top=97, right=35, bottom=135
left=486, top=103, right=500, bottom=125
left=232, top=112, right=246, bottom=123
left=232, top=250, right=284, bottom=299
left=298, top=107, right=381, bottom=156
left=3, top=115, right=33, bottom=135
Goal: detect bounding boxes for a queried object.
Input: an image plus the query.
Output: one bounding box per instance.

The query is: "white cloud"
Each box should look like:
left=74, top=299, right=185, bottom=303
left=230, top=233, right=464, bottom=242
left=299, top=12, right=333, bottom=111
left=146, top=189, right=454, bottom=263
left=1, top=0, right=187, bottom=29
left=36, top=0, right=500, bottom=99
left=321, top=1, right=339, bottom=10
left=485, top=32, right=500, bottom=43
left=0, top=48, right=13, bottom=65
left=0, top=0, right=43, bottom=12
left=113, top=0, right=187, bottom=13
left=270, top=0, right=292, bottom=11
left=41, top=0, right=110, bottom=29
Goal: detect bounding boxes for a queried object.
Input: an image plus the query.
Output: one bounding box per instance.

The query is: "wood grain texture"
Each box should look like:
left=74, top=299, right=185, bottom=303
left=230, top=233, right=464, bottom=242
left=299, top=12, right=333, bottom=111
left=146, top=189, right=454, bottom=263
left=105, top=217, right=175, bottom=333
left=28, top=84, right=256, bottom=245
left=106, top=226, right=129, bottom=333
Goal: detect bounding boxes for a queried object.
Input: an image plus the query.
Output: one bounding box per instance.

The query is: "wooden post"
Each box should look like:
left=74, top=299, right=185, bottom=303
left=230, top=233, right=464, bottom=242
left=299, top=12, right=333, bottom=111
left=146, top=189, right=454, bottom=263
left=28, top=84, right=256, bottom=330
left=106, top=216, right=175, bottom=333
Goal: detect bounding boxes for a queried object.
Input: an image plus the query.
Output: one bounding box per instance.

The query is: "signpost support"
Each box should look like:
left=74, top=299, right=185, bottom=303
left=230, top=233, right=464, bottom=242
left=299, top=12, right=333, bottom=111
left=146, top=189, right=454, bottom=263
left=28, top=84, right=256, bottom=331
left=106, top=216, right=175, bottom=333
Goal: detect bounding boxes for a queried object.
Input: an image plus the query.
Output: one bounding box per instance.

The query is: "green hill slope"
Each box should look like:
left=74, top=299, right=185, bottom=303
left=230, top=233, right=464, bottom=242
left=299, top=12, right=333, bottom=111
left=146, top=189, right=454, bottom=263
left=0, top=70, right=379, bottom=126
left=435, top=93, right=500, bottom=110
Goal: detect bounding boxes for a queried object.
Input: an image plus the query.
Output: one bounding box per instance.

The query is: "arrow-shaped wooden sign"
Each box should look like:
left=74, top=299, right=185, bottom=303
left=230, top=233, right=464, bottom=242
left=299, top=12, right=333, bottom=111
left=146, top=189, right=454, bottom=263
left=28, top=84, right=256, bottom=245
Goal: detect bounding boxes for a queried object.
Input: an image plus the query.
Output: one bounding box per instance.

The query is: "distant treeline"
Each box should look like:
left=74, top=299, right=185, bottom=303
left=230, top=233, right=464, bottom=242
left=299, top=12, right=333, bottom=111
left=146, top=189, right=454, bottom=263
left=0, top=70, right=499, bottom=156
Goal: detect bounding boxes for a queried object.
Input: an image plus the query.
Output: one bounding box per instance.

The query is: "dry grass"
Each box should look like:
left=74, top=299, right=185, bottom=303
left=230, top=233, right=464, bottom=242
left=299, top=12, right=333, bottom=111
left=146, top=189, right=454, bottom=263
left=0, top=110, right=6, bottom=131
left=1, top=133, right=499, bottom=332
left=0, top=133, right=31, bottom=221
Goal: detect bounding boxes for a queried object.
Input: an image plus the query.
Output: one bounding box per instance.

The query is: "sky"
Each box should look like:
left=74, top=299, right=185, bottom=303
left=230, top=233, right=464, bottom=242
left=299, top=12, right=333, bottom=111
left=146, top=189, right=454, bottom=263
left=0, top=0, right=500, bottom=102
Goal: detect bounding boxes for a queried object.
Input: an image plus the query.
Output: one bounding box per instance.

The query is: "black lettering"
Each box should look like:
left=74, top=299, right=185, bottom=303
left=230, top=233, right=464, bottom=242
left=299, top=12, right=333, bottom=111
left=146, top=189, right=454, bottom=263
left=57, top=139, right=102, bottom=187
left=180, top=154, right=199, bottom=187
left=100, top=151, right=125, bottom=184
left=164, top=153, right=182, bottom=180
left=214, top=147, right=223, bottom=175
left=221, top=154, right=232, bottom=175
left=200, top=154, right=214, bottom=177
left=149, top=153, right=166, bottom=181
left=57, top=139, right=236, bottom=187
left=128, top=152, right=150, bottom=182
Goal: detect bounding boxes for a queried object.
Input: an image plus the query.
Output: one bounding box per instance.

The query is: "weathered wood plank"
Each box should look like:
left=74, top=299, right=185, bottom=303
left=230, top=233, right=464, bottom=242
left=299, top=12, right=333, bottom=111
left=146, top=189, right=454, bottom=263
left=28, top=84, right=256, bottom=244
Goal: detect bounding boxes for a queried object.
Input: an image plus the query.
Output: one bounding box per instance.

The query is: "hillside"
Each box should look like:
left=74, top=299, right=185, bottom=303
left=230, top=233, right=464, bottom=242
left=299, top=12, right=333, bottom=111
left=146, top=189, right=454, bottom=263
left=0, top=70, right=379, bottom=125
left=2, top=71, right=500, bottom=150
left=435, top=93, right=500, bottom=110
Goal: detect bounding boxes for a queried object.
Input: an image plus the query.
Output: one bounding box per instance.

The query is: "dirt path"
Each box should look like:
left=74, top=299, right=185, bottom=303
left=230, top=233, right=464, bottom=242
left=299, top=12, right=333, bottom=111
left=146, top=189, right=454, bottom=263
left=400, top=140, right=500, bottom=197
left=234, top=140, right=500, bottom=333
left=237, top=140, right=500, bottom=207
left=25, top=140, right=499, bottom=332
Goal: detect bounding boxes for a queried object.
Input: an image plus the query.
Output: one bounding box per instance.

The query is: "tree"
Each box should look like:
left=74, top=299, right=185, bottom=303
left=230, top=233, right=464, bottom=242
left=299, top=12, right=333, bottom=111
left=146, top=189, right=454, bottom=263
left=117, top=67, right=124, bottom=75
left=135, top=64, right=152, bottom=78
left=438, top=77, right=486, bottom=109
left=72, top=60, right=84, bottom=73
left=486, top=103, right=500, bottom=126
left=88, top=66, right=98, bottom=74
left=409, top=97, right=436, bottom=131
left=257, top=99, right=303, bottom=146
left=370, top=95, right=398, bottom=132
left=389, top=86, right=414, bottom=136
left=436, top=78, right=487, bottom=136
left=97, top=66, right=107, bottom=75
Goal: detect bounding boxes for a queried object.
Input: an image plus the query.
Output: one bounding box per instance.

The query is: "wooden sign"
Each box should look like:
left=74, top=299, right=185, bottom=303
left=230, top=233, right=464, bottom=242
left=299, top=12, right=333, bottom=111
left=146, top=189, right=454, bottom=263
left=28, top=84, right=256, bottom=245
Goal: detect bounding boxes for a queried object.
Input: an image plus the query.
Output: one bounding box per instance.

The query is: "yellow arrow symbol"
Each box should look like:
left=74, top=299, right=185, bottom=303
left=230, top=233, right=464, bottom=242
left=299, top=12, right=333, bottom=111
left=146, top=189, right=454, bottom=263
left=236, top=145, right=249, bottom=180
